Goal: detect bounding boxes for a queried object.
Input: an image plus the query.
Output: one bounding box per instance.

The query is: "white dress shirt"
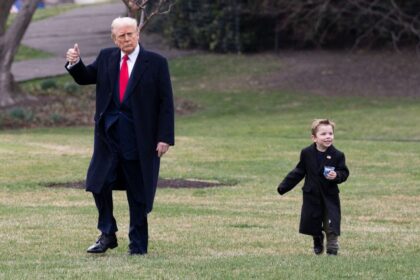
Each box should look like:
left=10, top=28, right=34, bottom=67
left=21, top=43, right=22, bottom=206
left=120, top=44, right=140, bottom=77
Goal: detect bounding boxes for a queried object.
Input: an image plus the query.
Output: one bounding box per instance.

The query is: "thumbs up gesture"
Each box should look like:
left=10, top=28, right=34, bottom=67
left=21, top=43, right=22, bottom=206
left=66, top=43, right=80, bottom=64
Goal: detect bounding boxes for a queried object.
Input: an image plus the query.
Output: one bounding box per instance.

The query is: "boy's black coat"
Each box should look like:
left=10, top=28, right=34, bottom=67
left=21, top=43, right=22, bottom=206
left=278, top=144, right=349, bottom=236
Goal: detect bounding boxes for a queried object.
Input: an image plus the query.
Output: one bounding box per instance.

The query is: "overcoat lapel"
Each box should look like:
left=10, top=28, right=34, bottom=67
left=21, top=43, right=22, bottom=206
left=123, top=47, right=149, bottom=102
left=310, top=144, right=337, bottom=174
left=319, top=145, right=337, bottom=173
left=108, top=49, right=120, bottom=97
left=309, top=144, right=321, bottom=173
left=324, top=145, right=337, bottom=168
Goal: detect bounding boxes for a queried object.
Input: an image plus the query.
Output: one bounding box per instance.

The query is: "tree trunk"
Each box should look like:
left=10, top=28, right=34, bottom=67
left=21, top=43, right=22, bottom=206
left=0, top=1, right=15, bottom=35
left=0, top=67, right=23, bottom=107
left=0, top=0, right=40, bottom=107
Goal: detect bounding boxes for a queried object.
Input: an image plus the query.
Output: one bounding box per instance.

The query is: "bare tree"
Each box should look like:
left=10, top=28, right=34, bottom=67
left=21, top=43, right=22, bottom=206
left=121, top=0, right=175, bottom=31
left=0, top=0, right=40, bottom=107
left=263, top=0, right=420, bottom=49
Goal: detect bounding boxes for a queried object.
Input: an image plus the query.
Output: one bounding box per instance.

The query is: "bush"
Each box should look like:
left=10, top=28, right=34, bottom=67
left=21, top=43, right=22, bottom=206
left=162, top=0, right=247, bottom=53
left=63, top=82, right=79, bottom=94
left=8, top=107, right=33, bottom=121
left=156, top=0, right=420, bottom=52
left=50, top=113, right=64, bottom=124
left=40, top=79, right=58, bottom=90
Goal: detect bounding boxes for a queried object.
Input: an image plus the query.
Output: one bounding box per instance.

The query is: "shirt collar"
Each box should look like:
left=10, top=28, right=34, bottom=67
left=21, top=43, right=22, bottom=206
left=121, top=44, right=140, bottom=62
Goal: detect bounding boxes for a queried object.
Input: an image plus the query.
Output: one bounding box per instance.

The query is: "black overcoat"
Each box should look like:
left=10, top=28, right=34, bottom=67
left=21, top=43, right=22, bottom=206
left=278, top=144, right=349, bottom=236
left=66, top=46, right=175, bottom=213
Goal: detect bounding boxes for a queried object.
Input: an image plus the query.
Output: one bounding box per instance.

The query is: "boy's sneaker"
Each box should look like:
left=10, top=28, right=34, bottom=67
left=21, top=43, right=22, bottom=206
left=327, top=249, right=338, bottom=256
left=313, top=234, right=324, bottom=255
left=326, top=232, right=339, bottom=256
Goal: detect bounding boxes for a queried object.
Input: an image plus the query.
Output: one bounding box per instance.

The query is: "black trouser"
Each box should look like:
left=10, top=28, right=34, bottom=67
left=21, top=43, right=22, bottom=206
left=93, top=158, right=148, bottom=253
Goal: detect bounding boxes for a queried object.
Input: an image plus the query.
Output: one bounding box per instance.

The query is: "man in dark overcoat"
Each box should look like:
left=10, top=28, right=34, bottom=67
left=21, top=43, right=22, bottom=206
left=65, top=17, right=174, bottom=255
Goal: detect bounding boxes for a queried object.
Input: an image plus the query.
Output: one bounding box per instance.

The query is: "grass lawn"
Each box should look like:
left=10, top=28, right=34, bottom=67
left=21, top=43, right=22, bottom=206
left=0, top=53, right=419, bottom=279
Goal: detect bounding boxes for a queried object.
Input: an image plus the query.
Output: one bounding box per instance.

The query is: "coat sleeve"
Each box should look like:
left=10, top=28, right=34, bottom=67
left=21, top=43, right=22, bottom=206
left=65, top=52, right=101, bottom=85
left=333, top=152, right=349, bottom=184
left=277, top=151, right=306, bottom=195
left=157, top=58, right=175, bottom=145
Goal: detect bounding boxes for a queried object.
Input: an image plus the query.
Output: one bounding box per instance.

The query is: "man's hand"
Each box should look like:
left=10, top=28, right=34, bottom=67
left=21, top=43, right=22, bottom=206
left=156, top=142, right=170, bottom=157
left=66, top=43, right=80, bottom=64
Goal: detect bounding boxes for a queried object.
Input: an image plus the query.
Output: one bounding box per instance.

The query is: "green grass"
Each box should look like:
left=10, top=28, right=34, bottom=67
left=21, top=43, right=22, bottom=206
left=1, top=53, right=419, bottom=279
left=14, top=45, right=52, bottom=61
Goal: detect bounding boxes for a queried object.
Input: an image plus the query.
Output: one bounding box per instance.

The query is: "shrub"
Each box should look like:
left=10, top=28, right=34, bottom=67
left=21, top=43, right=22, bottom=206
left=157, top=0, right=420, bottom=52
left=50, top=113, right=64, bottom=124
left=40, top=79, right=58, bottom=90
left=63, top=82, right=79, bottom=94
left=8, top=107, right=33, bottom=121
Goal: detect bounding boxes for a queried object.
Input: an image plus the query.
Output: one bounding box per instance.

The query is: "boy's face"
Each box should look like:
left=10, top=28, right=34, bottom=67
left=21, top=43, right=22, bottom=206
left=312, top=124, right=334, bottom=151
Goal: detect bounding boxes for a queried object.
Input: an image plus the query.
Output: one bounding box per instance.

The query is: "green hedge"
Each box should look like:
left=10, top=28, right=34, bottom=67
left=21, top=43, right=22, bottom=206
left=160, top=0, right=276, bottom=53
left=155, top=0, right=420, bottom=52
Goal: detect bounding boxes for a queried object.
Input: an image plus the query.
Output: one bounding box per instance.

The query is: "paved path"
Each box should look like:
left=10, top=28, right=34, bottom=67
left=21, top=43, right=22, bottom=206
left=13, top=2, right=191, bottom=82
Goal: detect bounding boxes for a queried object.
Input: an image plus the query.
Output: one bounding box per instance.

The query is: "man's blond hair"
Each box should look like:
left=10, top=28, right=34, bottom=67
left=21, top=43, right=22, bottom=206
left=311, top=119, right=335, bottom=136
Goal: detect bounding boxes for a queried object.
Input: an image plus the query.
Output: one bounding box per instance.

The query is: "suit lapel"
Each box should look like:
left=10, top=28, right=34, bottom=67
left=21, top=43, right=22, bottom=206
left=122, top=46, right=149, bottom=102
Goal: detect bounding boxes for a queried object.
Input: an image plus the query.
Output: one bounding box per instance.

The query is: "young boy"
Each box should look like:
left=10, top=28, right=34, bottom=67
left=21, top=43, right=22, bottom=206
left=277, top=119, right=349, bottom=255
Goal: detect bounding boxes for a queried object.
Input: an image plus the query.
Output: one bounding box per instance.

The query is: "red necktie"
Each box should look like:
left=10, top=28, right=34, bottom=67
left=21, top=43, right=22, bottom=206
left=119, top=54, right=129, bottom=102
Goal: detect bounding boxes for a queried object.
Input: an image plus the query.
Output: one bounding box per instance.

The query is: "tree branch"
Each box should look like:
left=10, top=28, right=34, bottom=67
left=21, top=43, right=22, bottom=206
left=121, top=0, right=175, bottom=31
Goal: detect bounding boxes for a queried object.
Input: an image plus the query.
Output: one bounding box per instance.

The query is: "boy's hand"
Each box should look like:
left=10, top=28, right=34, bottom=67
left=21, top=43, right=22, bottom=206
left=326, top=171, right=337, bottom=180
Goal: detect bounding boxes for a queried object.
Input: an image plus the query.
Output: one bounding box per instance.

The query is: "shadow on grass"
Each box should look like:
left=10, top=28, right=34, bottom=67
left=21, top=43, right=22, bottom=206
left=44, top=178, right=235, bottom=189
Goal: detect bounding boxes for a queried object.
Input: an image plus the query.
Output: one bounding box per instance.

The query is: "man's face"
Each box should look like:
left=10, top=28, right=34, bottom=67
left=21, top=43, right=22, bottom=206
left=312, top=124, right=334, bottom=151
left=112, top=25, right=139, bottom=54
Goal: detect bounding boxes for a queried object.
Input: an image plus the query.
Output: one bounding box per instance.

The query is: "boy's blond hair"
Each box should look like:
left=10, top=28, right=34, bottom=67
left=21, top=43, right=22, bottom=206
left=311, top=119, right=335, bottom=136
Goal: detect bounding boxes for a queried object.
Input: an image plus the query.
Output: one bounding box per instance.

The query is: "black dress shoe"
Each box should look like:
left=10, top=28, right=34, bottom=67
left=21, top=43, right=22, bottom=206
left=313, top=234, right=324, bottom=255
left=87, top=233, right=118, bottom=253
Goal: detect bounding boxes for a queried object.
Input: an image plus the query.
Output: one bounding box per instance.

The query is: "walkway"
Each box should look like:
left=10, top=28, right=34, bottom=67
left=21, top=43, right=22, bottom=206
left=12, top=2, right=191, bottom=82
